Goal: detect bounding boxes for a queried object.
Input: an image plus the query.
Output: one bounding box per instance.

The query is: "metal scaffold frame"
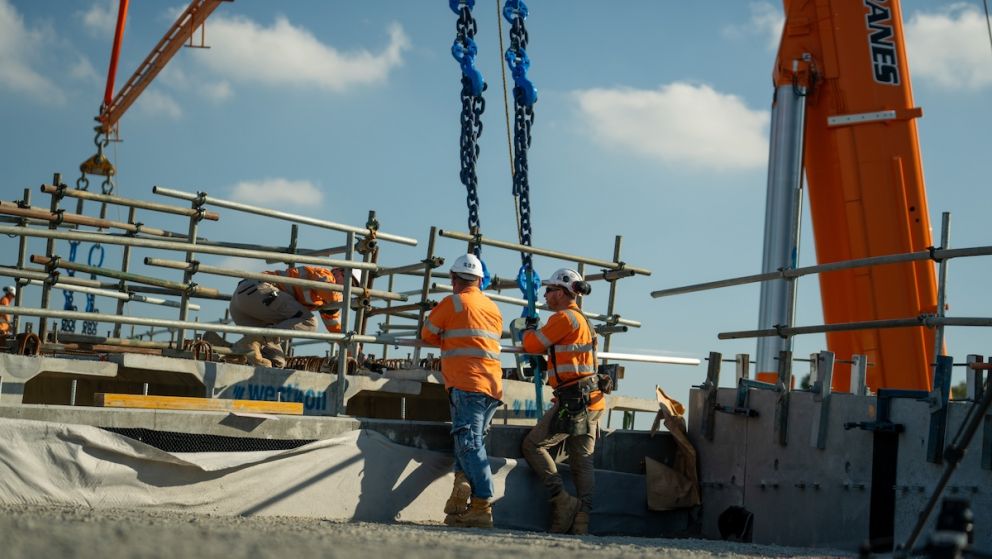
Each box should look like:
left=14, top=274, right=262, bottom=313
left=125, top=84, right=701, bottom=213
left=651, top=211, right=992, bottom=386
left=1, top=176, right=701, bottom=420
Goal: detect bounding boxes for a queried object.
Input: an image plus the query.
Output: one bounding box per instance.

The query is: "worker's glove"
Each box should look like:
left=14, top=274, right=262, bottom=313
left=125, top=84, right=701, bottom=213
left=524, top=316, right=540, bottom=330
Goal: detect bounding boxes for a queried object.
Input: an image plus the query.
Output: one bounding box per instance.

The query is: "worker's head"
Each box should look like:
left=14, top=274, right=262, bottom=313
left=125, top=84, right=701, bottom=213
left=3, top=286, right=15, bottom=297
left=449, top=254, right=484, bottom=291
left=542, top=268, right=590, bottom=310
left=331, top=268, right=361, bottom=287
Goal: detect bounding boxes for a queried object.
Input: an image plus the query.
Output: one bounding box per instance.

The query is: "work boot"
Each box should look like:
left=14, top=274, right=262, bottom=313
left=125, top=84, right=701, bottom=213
left=201, top=331, right=231, bottom=348
left=443, top=472, right=472, bottom=515
left=570, top=511, right=590, bottom=535
left=231, top=336, right=272, bottom=368
left=444, top=497, right=493, bottom=529
left=548, top=491, right=580, bottom=534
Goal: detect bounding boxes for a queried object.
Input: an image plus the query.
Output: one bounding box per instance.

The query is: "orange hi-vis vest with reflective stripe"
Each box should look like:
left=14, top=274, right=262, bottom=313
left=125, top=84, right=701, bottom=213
left=266, top=266, right=344, bottom=333
left=0, top=294, right=12, bottom=334
left=523, top=302, right=604, bottom=411
left=421, top=286, right=504, bottom=401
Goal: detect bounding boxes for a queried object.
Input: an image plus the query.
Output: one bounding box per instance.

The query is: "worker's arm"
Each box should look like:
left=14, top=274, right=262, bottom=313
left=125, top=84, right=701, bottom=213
left=420, top=297, right=451, bottom=347
left=521, top=311, right=572, bottom=354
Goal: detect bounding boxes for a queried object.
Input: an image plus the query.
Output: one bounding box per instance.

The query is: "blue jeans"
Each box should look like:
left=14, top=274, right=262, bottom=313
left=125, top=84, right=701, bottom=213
left=449, top=388, right=501, bottom=500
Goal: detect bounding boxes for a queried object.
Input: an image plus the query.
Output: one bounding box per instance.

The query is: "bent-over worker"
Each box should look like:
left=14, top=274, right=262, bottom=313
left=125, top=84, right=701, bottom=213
left=520, top=268, right=604, bottom=535
left=0, top=285, right=15, bottom=336
left=421, top=253, right=503, bottom=529
left=227, top=266, right=360, bottom=367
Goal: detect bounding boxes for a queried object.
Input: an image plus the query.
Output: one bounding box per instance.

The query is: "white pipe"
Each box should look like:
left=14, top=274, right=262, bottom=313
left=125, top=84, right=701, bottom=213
left=27, top=280, right=200, bottom=310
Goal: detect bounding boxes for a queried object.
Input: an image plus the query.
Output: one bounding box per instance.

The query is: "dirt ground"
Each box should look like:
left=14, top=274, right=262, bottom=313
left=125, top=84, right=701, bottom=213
left=0, top=504, right=852, bottom=559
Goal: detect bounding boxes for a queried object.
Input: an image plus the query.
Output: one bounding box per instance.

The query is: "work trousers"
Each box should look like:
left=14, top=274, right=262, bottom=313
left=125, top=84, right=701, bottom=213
left=522, top=403, right=603, bottom=513
left=449, top=388, right=501, bottom=500
left=229, top=279, right=317, bottom=365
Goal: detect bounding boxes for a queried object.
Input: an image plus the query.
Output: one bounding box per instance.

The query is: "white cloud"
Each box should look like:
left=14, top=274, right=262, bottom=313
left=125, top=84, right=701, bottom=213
left=159, top=65, right=232, bottom=101
left=135, top=89, right=183, bottom=119
left=574, top=82, right=769, bottom=171
left=905, top=4, right=992, bottom=90
left=229, top=178, right=324, bottom=208
left=723, top=2, right=783, bottom=51
left=80, top=0, right=118, bottom=36
left=198, top=16, right=410, bottom=91
left=69, top=55, right=99, bottom=82
left=201, top=80, right=232, bottom=101
left=0, top=0, right=65, bottom=104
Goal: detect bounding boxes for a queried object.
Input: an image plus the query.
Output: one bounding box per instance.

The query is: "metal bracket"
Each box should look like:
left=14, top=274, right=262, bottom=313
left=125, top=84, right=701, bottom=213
left=968, top=357, right=992, bottom=470
left=845, top=389, right=927, bottom=433
left=775, top=350, right=792, bottom=446
left=811, top=351, right=835, bottom=449
left=926, top=355, right=954, bottom=463
left=701, top=351, right=721, bottom=441
left=850, top=354, right=869, bottom=395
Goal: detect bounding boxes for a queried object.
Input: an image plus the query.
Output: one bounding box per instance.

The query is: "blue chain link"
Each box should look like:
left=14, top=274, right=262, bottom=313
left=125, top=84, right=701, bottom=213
left=60, top=241, right=80, bottom=332
left=82, top=244, right=105, bottom=336
left=504, top=0, right=539, bottom=316
left=451, top=0, right=486, bottom=257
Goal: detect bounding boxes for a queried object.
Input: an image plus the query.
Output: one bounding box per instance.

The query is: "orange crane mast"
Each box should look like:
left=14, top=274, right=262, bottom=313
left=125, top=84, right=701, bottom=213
left=759, top=0, right=938, bottom=391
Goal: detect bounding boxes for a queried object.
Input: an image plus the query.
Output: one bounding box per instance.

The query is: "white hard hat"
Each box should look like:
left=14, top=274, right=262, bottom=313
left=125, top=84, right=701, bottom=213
left=542, top=268, right=583, bottom=294
left=3, top=286, right=15, bottom=296
left=450, top=254, right=484, bottom=278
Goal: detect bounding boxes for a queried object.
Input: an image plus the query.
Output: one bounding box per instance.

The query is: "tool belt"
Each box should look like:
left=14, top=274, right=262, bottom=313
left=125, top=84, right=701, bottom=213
left=550, top=376, right=598, bottom=436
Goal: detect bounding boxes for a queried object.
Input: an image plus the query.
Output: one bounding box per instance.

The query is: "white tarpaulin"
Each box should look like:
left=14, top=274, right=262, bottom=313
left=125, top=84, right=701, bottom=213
left=0, top=417, right=662, bottom=534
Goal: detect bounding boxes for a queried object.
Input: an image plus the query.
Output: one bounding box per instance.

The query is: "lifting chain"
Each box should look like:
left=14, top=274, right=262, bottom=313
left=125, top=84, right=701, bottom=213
left=503, top=0, right=541, bottom=313
left=451, top=0, right=486, bottom=257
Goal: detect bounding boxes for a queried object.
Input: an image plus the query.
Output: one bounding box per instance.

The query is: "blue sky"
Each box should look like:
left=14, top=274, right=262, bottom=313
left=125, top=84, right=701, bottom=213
left=1, top=1, right=991, bottom=412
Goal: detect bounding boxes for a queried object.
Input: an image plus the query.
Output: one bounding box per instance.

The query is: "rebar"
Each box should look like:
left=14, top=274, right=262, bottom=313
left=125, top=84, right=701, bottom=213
left=152, top=186, right=417, bottom=246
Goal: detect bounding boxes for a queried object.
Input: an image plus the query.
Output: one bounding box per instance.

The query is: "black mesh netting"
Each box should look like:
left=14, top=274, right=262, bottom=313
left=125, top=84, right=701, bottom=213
left=101, top=427, right=315, bottom=453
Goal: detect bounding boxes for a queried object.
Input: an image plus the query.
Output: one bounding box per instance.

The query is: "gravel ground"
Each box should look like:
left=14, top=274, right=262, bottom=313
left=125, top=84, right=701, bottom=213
left=1, top=504, right=853, bottom=559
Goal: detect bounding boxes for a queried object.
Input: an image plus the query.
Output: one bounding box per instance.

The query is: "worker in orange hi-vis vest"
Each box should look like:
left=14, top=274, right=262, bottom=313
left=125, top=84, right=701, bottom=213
left=226, top=266, right=360, bottom=368
left=0, top=286, right=15, bottom=336
left=520, top=268, right=606, bottom=536
left=421, top=253, right=503, bottom=529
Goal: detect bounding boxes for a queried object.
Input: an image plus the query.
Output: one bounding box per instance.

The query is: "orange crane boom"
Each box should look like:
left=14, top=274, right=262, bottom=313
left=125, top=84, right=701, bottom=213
left=97, top=0, right=229, bottom=136
left=775, top=0, right=937, bottom=391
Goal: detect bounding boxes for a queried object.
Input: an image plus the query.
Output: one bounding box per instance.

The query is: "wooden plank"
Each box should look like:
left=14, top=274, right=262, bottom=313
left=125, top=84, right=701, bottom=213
left=94, top=393, right=304, bottom=415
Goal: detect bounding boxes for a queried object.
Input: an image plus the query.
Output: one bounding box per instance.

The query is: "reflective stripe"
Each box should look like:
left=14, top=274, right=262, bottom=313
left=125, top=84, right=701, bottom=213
left=451, top=294, right=464, bottom=313
left=554, top=364, right=597, bottom=374
left=442, top=328, right=500, bottom=340
left=301, top=289, right=318, bottom=306
left=563, top=310, right=580, bottom=329
left=554, top=343, right=594, bottom=353
left=534, top=330, right=552, bottom=348
left=441, top=347, right=501, bottom=360
left=425, top=321, right=443, bottom=335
